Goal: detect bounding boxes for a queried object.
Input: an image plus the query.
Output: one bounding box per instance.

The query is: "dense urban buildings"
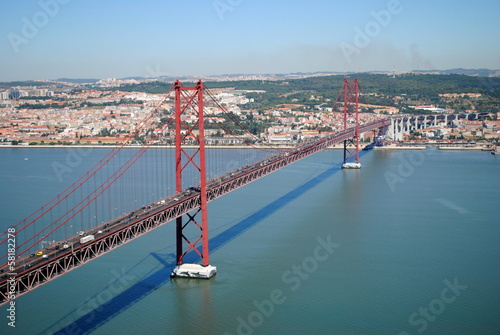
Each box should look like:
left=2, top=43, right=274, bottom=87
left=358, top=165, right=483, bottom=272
left=0, top=75, right=499, bottom=146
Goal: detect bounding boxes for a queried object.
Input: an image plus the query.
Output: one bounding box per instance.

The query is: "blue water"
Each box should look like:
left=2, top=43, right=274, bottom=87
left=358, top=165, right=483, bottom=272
left=0, top=147, right=499, bottom=335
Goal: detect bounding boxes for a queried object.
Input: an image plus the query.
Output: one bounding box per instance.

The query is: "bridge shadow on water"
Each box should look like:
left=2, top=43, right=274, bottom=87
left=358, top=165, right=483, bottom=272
left=47, top=156, right=358, bottom=335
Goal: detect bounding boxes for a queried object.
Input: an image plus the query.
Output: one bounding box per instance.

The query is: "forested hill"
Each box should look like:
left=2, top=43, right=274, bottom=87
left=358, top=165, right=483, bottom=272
left=113, top=73, right=500, bottom=99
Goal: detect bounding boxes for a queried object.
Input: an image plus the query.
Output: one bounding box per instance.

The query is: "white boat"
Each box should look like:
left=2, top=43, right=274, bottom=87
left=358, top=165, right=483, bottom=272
left=171, top=263, right=217, bottom=279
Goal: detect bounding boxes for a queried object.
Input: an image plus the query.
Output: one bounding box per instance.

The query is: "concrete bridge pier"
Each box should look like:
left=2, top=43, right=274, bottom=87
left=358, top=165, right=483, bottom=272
left=384, top=119, right=394, bottom=140
left=406, top=118, right=412, bottom=132
left=396, top=119, right=403, bottom=140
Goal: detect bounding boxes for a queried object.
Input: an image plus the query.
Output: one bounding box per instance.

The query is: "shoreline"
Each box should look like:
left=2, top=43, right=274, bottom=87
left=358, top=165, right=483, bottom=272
left=437, top=146, right=487, bottom=150
left=372, top=145, right=427, bottom=150
left=0, top=144, right=492, bottom=151
left=0, top=144, right=267, bottom=149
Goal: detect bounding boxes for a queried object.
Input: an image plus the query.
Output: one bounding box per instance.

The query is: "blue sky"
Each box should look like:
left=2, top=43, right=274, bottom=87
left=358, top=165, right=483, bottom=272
left=0, top=0, right=499, bottom=81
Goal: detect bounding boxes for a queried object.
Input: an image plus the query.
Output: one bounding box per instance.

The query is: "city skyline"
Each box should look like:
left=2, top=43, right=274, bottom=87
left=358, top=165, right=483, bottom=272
left=1, top=0, right=500, bottom=82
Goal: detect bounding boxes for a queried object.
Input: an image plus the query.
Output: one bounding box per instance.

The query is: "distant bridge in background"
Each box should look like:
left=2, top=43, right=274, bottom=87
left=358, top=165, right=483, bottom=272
left=385, top=112, right=488, bottom=141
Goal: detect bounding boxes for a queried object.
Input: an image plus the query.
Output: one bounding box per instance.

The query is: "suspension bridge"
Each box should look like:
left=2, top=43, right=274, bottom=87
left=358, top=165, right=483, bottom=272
left=0, top=78, right=483, bottom=305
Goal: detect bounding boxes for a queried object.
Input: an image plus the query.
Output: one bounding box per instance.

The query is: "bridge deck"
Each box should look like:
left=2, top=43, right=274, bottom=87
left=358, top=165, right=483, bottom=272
left=0, top=119, right=390, bottom=305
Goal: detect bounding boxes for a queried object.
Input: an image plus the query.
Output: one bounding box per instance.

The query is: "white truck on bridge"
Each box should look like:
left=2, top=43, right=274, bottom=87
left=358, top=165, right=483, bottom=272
left=80, top=235, right=95, bottom=244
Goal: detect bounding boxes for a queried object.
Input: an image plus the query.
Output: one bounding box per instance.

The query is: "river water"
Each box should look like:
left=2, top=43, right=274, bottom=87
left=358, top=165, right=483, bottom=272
left=0, top=147, right=499, bottom=335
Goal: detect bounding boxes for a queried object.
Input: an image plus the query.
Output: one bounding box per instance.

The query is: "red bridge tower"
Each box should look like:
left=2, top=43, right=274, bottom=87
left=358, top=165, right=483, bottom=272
left=341, top=78, right=361, bottom=169
left=171, top=80, right=216, bottom=278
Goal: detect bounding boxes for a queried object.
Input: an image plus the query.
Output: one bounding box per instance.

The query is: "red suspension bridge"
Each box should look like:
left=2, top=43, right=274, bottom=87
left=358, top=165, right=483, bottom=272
left=0, top=78, right=391, bottom=304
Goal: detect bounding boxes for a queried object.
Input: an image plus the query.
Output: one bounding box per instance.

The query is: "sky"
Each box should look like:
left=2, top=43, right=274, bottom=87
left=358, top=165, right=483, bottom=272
left=0, top=0, right=499, bottom=82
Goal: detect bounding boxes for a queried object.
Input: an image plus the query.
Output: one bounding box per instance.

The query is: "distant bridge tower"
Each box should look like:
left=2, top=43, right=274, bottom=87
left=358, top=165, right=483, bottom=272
left=171, top=80, right=216, bottom=279
left=341, top=78, right=361, bottom=169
